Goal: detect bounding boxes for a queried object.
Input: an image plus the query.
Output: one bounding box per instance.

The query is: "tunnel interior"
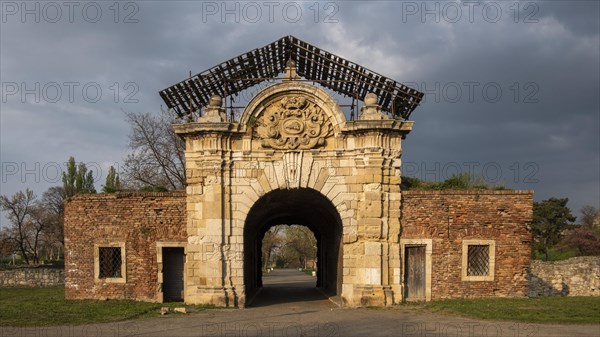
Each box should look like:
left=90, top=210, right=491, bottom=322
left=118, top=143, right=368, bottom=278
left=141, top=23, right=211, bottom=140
left=243, top=188, right=343, bottom=303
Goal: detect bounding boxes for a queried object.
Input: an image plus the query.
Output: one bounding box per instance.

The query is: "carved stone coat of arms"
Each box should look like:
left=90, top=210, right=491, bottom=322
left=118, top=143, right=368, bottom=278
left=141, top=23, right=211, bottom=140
left=256, top=95, right=332, bottom=150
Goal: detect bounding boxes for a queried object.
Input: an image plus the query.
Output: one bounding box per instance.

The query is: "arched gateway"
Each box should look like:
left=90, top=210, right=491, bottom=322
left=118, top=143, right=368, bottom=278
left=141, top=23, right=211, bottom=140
left=243, top=188, right=343, bottom=299
left=64, top=36, right=533, bottom=307
left=174, top=75, right=414, bottom=307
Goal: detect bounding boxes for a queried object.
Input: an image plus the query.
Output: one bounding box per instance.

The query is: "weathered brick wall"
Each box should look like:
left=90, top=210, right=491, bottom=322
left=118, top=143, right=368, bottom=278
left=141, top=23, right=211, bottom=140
left=401, top=190, right=533, bottom=299
left=529, top=256, right=600, bottom=296
left=0, top=267, right=64, bottom=287
left=64, top=192, right=186, bottom=301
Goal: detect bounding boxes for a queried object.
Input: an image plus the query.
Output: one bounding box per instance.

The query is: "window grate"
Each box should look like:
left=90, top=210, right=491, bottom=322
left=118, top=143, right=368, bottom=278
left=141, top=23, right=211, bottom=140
left=99, top=247, right=122, bottom=278
left=467, top=245, right=489, bottom=276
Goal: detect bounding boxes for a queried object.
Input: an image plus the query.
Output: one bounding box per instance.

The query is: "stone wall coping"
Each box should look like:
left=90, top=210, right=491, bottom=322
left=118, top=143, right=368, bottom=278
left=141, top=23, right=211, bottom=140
left=402, top=189, right=534, bottom=196
left=0, top=265, right=64, bottom=271
left=530, top=256, right=600, bottom=265
left=67, top=191, right=187, bottom=202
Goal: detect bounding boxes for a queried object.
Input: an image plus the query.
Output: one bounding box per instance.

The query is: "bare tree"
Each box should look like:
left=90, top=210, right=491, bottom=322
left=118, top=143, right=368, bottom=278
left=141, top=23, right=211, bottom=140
left=0, top=229, right=18, bottom=262
left=0, top=188, right=67, bottom=264
left=40, top=186, right=66, bottom=259
left=123, top=109, right=186, bottom=190
left=262, top=225, right=284, bottom=270
left=26, top=205, right=49, bottom=264
left=283, top=225, right=317, bottom=269
left=580, top=205, right=600, bottom=228
left=0, top=189, right=38, bottom=264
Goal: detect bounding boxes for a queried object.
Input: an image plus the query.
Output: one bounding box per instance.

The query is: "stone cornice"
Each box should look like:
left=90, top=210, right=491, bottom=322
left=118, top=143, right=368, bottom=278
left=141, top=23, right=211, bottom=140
left=342, top=120, right=414, bottom=135
left=172, top=122, right=243, bottom=137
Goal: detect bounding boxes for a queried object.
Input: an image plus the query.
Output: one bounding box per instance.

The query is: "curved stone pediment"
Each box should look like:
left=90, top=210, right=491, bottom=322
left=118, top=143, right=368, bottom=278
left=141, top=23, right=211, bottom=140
left=240, top=82, right=347, bottom=137
left=256, top=95, right=333, bottom=150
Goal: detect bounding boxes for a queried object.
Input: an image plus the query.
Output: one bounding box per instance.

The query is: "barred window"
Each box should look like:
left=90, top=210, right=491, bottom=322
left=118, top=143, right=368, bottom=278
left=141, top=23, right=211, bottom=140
left=99, top=247, right=122, bottom=278
left=467, top=245, right=489, bottom=276
left=95, top=243, right=126, bottom=283
left=461, top=240, right=495, bottom=281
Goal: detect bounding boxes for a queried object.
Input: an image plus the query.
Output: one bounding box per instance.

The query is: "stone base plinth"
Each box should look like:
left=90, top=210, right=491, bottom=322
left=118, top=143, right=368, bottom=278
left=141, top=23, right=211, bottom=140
left=342, top=284, right=396, bottom=307
left=186, top=286, right=245, bottom=308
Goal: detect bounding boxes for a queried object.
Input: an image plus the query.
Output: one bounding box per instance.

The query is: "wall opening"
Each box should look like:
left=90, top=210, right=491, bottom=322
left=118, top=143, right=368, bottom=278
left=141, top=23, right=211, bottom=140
left=243, top=188, right=342, bottom=306
left=403, top=245, right=426, bottom=301
left=261, top=224, right=317, bottom=272
left=157, top=242, right=186, bottom=303
left=94, top=242, right=126, bottom=284
left=400, top=239, right=432, bottom=302
left=162, top=247, right=185, bottom=302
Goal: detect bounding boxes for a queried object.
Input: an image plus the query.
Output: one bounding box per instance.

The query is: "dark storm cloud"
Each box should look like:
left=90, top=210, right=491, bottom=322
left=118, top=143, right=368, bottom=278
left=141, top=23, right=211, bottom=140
left=1, top=0, right=598, bottom=227
left=534, top=0, right=600, bottom=36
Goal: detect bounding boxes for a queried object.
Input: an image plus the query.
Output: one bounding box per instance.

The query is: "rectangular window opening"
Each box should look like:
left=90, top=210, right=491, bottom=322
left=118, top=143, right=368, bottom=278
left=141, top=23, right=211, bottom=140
left=467, top=245, right=489, bottom=276
left=99, top=247, right=122, bottom=278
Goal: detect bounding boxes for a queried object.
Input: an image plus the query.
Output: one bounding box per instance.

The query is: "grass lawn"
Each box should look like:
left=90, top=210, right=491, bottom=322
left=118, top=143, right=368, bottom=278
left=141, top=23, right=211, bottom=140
left=0, top=287, right=214, bottom=327
left=403, top=297, right=600, bottom=324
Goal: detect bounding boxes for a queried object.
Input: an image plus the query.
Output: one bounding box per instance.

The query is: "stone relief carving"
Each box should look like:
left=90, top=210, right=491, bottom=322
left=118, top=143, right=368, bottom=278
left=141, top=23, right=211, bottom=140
left=256, top=95, right=332, bottom=150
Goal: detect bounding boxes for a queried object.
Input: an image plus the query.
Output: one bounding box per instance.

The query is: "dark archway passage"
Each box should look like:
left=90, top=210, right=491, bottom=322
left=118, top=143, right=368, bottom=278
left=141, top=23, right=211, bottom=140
left=244, top=189, right=342, bottom=306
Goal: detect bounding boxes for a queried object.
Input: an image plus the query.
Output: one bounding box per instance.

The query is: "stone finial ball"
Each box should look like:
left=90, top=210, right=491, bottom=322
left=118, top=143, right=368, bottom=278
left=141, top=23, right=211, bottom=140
left=209, top=95, right=222, bottom=107
left=364, top=93, right=378, bottom=106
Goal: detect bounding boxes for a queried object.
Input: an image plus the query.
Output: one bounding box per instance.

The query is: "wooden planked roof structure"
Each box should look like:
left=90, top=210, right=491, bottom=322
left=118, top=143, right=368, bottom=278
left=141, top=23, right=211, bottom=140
left=159, top=35, right=423, bottom=120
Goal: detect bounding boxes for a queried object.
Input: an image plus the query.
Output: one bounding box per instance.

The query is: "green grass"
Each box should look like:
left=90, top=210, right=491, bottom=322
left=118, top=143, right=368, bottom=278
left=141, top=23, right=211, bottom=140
left=401, top=173, right=509, bottom=191
left=0, top=287, right=215, bottom=327
left=533, top=248, right=578, bottom=261
left=402, top=297, right=600, bottom=324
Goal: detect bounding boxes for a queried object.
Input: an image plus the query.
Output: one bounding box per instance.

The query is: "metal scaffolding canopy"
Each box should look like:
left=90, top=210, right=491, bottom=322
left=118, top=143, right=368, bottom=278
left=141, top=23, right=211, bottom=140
left=159, top=35, right=424, bottom=120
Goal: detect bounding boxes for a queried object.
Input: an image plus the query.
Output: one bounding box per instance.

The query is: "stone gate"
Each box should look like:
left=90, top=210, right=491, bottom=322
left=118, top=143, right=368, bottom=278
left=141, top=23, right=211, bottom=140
left=174, top=72, right=413, bottom=307
left=64, top=36, right=533, bottom=306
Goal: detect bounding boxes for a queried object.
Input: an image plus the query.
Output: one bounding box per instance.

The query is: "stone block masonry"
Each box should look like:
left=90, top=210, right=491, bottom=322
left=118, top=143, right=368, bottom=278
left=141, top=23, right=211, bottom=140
left=529, top=256, right=600, bottom=297
left=0, top=267, right=64, bottom=287
left=64, top=192, right=186, bottom=302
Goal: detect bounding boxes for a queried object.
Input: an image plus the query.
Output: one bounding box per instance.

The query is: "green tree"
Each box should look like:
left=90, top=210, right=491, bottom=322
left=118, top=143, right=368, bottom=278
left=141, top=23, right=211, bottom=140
left=102, top=166, right=121, bottom=193
left=532, top=198, right=576, bottom=260
left=281, top=225, right=317, bottom=269
left=62, top=157, right=96, bottom=197
left=62, top=157, right=77, bottom=198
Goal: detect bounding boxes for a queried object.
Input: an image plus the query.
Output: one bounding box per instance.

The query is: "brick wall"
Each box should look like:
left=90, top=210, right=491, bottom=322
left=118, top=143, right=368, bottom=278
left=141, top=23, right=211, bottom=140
left=65, top=190, right=533, bottom=302
left=401, top=190, right=533, bottom=299
left=64, top=192, right=186, bottom=301
left=0, top=267, right=64, bottom=287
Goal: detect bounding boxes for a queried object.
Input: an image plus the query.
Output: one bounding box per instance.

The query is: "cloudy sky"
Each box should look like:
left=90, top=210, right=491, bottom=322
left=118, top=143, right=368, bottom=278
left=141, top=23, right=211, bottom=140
left=1, top=0, right=598, bottom=226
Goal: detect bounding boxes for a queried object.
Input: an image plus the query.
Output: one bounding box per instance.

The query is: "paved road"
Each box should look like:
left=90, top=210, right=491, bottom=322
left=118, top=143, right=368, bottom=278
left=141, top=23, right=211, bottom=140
left=2, top=269, right=598, bottom=337
left=249, top=268, right=335, bottom=309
